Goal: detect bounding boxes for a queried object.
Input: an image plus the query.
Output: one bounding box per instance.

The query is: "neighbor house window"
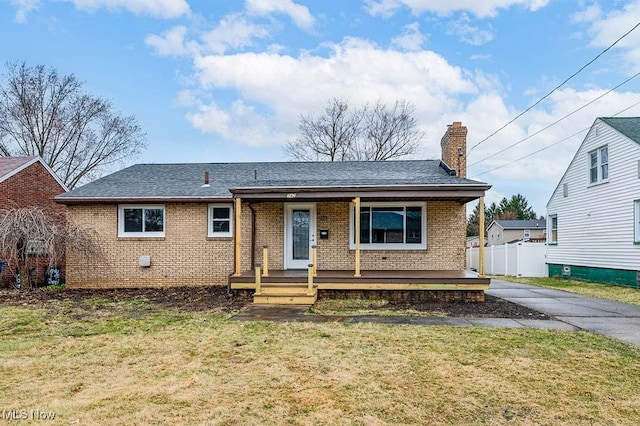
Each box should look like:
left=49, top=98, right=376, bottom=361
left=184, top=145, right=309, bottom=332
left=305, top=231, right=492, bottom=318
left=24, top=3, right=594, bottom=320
left=524, top=229, right=531, bottom=239
left=349, top=202, right=426, bottom=250
left=589, top=145, right=608, bottom=184
left=118, top=205, right=165, bottom=237
left=208, top=204, right=233, bottom=237
left=548, top=215, right=558, bottom=244
left=634, top=200, right=640, bottom=244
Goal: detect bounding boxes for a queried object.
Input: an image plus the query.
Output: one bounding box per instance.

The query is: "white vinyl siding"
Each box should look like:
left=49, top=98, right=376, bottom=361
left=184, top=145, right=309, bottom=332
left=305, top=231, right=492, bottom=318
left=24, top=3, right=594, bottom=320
left=547, top=119, right=640, bottom=270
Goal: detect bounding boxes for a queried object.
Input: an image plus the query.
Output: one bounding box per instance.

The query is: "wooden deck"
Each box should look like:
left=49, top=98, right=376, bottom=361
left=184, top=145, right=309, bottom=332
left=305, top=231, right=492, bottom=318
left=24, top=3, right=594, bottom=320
left=229, top=269, right=490, bottom=291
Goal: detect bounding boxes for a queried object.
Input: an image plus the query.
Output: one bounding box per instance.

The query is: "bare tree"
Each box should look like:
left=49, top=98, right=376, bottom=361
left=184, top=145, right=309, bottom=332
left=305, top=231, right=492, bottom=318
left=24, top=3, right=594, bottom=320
left=286, top=98, right=422, bottom=162
left=285, top=98, right=363, bottom=161
left=356, top=100, right=423, bottom=161
left=0, top=207, right=100, bottom=290
left=0, top=62, right=146, bottom=189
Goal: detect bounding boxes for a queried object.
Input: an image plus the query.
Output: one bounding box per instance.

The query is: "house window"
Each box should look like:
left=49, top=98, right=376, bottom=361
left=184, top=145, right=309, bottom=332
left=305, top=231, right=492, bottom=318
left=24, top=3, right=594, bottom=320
left=524, top=229, right=530, bottom=239
left=548, top=215, right=558, bottom=244
left=349, top=202, right=426, bottom=250
left=208, top=204, right=233, bottom=237
left=589, top=145, right=608, bottom=184
left=634, top=200, right=640, bottom=244
left=118, top=205, right=165, bottom=237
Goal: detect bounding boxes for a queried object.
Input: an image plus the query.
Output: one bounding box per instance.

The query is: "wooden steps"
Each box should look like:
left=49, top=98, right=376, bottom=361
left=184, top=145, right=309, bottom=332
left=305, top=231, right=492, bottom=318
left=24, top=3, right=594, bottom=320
left=254, top=283, right=317, bottom=305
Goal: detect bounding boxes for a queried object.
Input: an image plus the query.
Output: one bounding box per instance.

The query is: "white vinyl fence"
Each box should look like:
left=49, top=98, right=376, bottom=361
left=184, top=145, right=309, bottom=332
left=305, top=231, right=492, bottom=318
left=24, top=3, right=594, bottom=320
left=466, top=242, right=548, bottom=277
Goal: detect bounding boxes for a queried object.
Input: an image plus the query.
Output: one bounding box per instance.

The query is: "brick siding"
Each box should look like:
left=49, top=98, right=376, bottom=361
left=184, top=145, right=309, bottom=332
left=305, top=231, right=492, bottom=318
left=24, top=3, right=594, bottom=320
left=0, top=161, right=67, bottom=287
left=66, top=199, right=467, bottom=288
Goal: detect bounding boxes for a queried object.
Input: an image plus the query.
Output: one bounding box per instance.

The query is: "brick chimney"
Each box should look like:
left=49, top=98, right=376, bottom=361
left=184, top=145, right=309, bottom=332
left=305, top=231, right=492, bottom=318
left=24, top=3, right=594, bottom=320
left=440, top=121, right=467, bottom=178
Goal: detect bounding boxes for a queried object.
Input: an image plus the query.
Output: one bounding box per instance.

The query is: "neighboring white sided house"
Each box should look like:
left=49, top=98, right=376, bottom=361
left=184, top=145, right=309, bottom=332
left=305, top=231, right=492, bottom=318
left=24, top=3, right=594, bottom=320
left=546, top=117, right=640, bottom=287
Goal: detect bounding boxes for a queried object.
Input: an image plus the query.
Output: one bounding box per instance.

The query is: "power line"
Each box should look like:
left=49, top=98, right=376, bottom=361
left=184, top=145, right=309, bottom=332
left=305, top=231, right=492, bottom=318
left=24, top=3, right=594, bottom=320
left=468, top=20, right=640, bottom=153
left=468, top=70, right=640, bottom=168
left=470, top=99, right=640, bottom=178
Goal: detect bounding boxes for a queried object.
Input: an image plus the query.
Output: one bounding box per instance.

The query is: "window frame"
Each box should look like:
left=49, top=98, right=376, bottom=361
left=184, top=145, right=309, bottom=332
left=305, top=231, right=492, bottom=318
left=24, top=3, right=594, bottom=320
left=208, top=203, right=233, bottom=238
left=588, top=145, right=609, bottom=185
left=349, top=201, right=427, bottom=250
left=524, top=229, right=531, bottom=239
left=548, top=214, right=558, bottom=245
left=634, top=200, right=640, bottom=245
left=118, top=204, right=165, bottom=238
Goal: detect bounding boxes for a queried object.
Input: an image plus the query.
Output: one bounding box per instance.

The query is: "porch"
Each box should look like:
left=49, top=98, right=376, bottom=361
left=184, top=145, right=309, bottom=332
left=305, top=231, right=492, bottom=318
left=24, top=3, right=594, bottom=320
left=229, top=268, right=490, bottom=304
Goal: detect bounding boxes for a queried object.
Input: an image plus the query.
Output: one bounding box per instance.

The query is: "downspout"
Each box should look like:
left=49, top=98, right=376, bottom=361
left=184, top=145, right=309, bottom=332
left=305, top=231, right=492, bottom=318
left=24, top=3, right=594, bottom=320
left=248, top=203, right=256, bottom=270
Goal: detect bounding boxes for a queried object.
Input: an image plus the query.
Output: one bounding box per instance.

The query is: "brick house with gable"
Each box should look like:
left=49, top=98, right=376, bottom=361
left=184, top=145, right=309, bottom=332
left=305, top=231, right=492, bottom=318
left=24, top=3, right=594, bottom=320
left=58, top=122, right=492, bottom=303
left=0, top=156, right=68, bottom=286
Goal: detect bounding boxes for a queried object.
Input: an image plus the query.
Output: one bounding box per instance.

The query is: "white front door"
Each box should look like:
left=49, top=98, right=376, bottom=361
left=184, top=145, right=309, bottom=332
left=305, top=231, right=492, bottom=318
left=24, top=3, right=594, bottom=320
left=284, top=204, right=317, bottom=269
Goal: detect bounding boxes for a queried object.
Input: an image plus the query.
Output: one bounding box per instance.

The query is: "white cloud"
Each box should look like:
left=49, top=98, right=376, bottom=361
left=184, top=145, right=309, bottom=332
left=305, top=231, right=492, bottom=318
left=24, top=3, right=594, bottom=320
left=447, top=15, right=494, bottom=45
left=10, top=0, right=190, bottom=20
left=11, top=0, right=40, bottom=23
left=572, top=3, right=601, bottom=23
left=245, top=0, right=315, bottom=30
left=70, top=0, right=190, bottom=18
left=365, top=0, right=550, bottom=18
left=145, top=26, right=195, bottom=57
left=391, top=22, right=427, bottom=51
left=188, top=37, right=478, bottom=148
left=201, top=13, right=270, bottom=54
left=579, top=0, right=640, bottom=70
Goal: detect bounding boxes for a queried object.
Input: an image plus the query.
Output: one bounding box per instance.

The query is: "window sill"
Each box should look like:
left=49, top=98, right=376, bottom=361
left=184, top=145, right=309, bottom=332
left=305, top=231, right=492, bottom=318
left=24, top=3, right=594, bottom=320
left=634, top=241, right=640, bottom=245
left=587, top=179, right=609, bottom=188
left=349, top=245, right=427, bottom=251
left=117, top=237, right=166, bottom=241
left=207, top=236, right=233, bottom=241
left=548, top=242, right=558, bottom=246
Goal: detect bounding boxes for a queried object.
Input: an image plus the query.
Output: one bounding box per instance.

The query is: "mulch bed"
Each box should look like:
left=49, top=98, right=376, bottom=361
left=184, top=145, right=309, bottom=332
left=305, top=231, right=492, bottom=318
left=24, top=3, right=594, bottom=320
left=0, top=286, right=549, bottom=319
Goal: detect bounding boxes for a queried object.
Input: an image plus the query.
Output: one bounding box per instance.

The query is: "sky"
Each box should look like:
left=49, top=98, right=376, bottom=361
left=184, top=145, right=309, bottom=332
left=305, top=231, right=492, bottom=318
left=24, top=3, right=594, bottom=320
left=3, top=0, right=640, bottom=217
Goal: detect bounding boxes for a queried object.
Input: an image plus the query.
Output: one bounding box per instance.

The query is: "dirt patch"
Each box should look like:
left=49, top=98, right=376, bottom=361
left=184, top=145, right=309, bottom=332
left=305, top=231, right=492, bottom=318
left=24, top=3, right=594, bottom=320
left=0, top=286, right=549, bottom=319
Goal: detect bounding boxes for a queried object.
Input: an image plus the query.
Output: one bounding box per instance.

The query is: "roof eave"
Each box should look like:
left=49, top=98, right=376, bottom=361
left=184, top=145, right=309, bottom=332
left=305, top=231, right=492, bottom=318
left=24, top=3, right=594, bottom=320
left=55, top=195, right=233, bottom=205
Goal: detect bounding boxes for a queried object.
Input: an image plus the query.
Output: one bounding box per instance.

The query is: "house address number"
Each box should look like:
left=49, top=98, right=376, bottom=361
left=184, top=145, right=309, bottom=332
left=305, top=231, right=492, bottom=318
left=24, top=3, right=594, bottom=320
left=286, top=193, right=297, bottom=198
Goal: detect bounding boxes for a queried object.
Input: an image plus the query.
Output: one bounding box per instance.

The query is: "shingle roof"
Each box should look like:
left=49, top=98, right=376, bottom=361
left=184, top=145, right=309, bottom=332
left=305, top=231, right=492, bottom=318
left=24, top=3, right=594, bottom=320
left=0, top=156, right=38, bottom=182
left=58, top=160, right=488, bottom=200
left=493, top=219, right=546, bottom=229
left=600, top=117, right=640, bottom=144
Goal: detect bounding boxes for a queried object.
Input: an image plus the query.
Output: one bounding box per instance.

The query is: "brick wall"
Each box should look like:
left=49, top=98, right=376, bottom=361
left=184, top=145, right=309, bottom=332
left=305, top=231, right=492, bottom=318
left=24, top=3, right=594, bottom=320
left=66, top=203, right=234, bottom=288
left=66, top=199, right=467, bottom=288
left=0, top=161, right=67, bottom=287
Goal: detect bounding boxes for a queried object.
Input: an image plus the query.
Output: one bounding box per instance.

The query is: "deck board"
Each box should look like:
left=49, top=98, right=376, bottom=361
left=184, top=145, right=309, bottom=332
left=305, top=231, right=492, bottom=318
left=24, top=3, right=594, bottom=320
left=229, top=269, right=490, bottom=290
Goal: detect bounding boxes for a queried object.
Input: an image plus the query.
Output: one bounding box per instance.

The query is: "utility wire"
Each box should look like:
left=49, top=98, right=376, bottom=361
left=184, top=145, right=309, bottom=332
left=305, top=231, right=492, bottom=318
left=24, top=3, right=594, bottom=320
left=468, top=70, right=640, bottom=168
left=468, top=20, right=640, bottom=153
left=471, top=98, right=640, bottom=177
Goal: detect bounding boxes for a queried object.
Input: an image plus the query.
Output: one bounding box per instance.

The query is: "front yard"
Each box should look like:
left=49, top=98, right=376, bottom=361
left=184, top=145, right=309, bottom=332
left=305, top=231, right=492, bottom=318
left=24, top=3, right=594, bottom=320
left=1, top=289, right=640, bottom=425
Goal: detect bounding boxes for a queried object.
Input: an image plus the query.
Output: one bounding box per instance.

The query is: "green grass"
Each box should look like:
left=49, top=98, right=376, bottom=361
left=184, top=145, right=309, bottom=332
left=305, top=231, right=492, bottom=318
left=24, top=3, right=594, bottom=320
left=1, top=300, right=640, bottom=425
left=309, top=298, right=447, bottom=317
left=497, top=276, right=640, bottom=305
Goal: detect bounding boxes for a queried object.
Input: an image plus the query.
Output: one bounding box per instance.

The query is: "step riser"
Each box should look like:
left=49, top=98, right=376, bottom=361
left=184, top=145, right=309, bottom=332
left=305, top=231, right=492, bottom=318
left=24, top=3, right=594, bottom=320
left=253, top=295, right=317, bottom=305
left=258, top=287, right=313, bottom=295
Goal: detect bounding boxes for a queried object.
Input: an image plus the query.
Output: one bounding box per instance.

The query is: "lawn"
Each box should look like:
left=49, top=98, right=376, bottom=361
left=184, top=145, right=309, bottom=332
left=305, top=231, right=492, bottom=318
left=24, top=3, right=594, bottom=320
left=496, top=276, right=640, bottom=305
left=1, top=299, right=640, bottom=425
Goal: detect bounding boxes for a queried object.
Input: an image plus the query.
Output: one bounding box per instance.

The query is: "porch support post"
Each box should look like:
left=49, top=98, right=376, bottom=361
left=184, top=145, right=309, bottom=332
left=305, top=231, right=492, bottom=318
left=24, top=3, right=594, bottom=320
left=233, top=197, right=242, bottom=276
left=307, top=264, right=314, bottom=295
left=255, top=264, right=262, bottom=295
left=478, top=196, right=485, bottom=277
left=262, top=245, right=269, bottom=277
left=354, top=196, right=362, bottom=277
left=311, top=245, right=317, bottom=277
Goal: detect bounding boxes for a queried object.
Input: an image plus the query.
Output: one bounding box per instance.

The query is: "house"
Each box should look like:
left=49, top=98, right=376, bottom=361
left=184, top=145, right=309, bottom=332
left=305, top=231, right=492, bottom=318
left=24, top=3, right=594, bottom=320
left=57, top=122, right=492, bottom=303
left=486, top=219, right=546, bottom=246
left=0, top=156, right=68, bottom=286
left=466, top=235, right=486, bottom=248
left=546, top=117, right=640, bottom=287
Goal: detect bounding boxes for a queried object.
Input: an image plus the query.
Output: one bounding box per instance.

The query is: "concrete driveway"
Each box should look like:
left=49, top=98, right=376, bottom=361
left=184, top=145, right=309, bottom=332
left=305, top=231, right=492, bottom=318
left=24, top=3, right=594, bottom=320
left=487, top=279, right=640, bottom=347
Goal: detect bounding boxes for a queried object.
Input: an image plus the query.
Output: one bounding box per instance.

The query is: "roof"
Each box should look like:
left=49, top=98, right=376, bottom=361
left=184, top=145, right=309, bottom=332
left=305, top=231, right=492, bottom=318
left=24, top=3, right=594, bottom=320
left=57, top=160, right=490, bottom=203
left=490, top=219, right=546, bottom=229
left=0, top=156, right=68, bottom=191
left=599, top=117, right=640, bottom=144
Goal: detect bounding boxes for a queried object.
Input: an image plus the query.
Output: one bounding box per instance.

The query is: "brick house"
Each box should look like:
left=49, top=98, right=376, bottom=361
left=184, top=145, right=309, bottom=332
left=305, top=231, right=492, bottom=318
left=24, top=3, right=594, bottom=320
left=57, top=122, right=491, bottom=303
left=0, top=156, right=68, bottom=286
